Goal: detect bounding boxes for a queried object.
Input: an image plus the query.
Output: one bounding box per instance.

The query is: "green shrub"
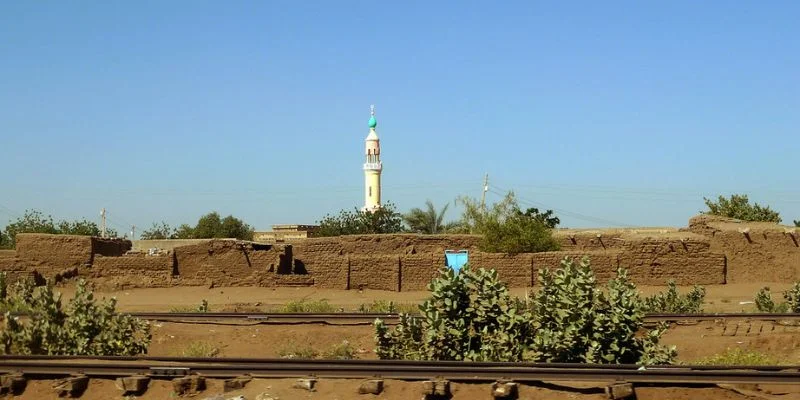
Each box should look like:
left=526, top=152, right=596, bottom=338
left=279, top=299, right=337, bottom=313
left=375, top=257, right=676, bottom=365
left=177, top=341, right=219, bottom=357
left=643, top=281, right=706, bottom=313
left=755, top=284, right=799, bottom=313
left=529, top=258, right=675, bottom=364
left=0, top=280, right=151, bottom=356
left=322, top=340, right=357, bottom=360
left=357, top=300, right=419, bottom=314
left=278, top=343, right=319, bottom=359
left=694, top=348, right=777, bottom=366
left=169, top=299, right=210, bottom=313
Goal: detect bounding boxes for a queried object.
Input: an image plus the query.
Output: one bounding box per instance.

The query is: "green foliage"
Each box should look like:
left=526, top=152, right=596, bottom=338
left=457, top=191, right=560, bottom=254
left=403, top=200, right=459, bottom=234
left=0, top=280, right=151, bottom=356
left=140, top=221, right=176, bottom=240
left=643, top=281, right=706, bottom=313
left=694, top=348, right=777, bottom=366
left=169, top=299, right=210, bottom=313
left=794, top=220, right=800, bottom=227
left=164, top=212, right=254, bottom=240
left=2, top=209, right=118, bottom=248
left=703, top=194, right=781, bottom=223
left=375, top=257, right=676, bottom=365
left=0, top=230, right=12, bottom=249
left=317, top=202, right=404, bottom=237
left=176, top=341, right=219, bottom=357
left=323, top=340, right=357, bottom=360
left=357, top=300, right=419, bottom=314
left=278, top=340, right=356, bottom=360
left=529, top=258, right=675, bottom=364
left=375, top=266, right=531, bottom=361
left=755, top=284, right=800, bottom=313
left=278, top=299, right=337, bottom=313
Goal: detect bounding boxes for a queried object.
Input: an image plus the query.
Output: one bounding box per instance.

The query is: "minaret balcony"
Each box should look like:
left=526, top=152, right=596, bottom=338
left=363, top=162, right=383, bottom=171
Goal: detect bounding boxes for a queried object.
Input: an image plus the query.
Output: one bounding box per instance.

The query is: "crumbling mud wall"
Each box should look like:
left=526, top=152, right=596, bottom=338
left=172, top=240, right=292, bottom=287
left=91, top=253, right=175, bottom=289
left=0, top=216, right=795, bottom=290
left=685, top=215, right=799, bottom=283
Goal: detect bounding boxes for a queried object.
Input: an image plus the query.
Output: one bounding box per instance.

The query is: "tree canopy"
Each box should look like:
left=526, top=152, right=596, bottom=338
left=703, top=194, right=781, bottom=223
left=1, top=210, right=118, bottom=249
left=403, top=200, right=459, bottom=234
left=150, top=212, right=254, bottom=240
left=456, top=191, right=560, bottom=254
left=317, top=202, right=404, bottom=236
left=794, top=220, right=799, bottom=228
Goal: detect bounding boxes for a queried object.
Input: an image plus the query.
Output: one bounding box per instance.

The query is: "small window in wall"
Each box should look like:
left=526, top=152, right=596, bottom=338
left=369, top=186, right=372, bottom=197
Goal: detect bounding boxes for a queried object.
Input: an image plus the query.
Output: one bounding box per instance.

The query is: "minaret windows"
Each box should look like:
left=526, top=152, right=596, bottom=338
left=369, top=186, right=372, bottom=197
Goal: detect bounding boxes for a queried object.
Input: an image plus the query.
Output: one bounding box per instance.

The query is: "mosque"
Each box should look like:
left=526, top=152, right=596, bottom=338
left=253, top=107, right=382, bottom=242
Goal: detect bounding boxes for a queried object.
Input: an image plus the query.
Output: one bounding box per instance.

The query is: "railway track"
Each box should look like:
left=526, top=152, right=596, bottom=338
left=0, top=355, right=799, bottom=384
left=120, top=312, right=800, bottom=325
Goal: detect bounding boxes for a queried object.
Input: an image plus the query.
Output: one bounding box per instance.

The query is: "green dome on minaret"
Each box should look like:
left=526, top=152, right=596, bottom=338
left=368, top=105, right=377, bottom=128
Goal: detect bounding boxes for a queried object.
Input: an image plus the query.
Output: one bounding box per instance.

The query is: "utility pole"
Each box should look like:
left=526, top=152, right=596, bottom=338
left=480, top=173, right=489, bottom=213
left=131, top=225, right=136, bottom=240
left=100, top=208, right=107, bottom=238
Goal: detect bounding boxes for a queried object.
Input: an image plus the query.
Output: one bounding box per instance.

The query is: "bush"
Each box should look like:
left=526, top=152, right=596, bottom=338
left=375, top=266, right=531, bottom=361
left=278, top=341, right=356, bottom=360
left=703, top=194, right=781, bottom=223
left=0, top=279, right=151, bottom=356
left=177, top=341, right=219, bottom=357
left=278, top=299, right=337, bottom=313
left=529, top=258, right=675, bottom=364
left=643, top=281, right=706, bottom=313
left=357, top=300, right=419, bottom=314
left=317, top=202, right=404, bottom=236
left=457, top=191, right=560, bottom=254
left=375, top=258, right=676, bottom=364
left=169, top=299, right=209, bottom=313
left=694, top=348, right=777, bottom=366
left=755, top=284, right=800, bottom=313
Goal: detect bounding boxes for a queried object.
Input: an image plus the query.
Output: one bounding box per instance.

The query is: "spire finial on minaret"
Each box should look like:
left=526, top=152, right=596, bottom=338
left=368, top=104, right=377, bottom=129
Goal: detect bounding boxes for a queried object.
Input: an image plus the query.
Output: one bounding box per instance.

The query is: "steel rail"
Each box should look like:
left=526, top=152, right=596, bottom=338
left=112, top=312, right=800, bottom=325
left=0, top=356, right=798, bottom=384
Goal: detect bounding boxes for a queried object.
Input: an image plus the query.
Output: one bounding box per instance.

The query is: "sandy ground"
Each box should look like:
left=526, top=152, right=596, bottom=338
left=57, top=282, right=798, bottom=313
left=10, top=378, right=797, bottom=400
left=7, top=282, right=799, bottom=399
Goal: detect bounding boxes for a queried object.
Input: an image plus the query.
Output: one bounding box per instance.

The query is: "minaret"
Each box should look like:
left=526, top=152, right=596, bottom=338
left=363, top=105, right=382, bottom=211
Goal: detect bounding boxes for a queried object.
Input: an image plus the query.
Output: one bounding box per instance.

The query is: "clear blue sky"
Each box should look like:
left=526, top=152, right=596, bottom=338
left=1, top=1, right=798, bottom=234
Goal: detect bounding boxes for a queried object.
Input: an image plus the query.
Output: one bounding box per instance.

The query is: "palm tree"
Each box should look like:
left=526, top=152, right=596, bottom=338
left=404, top=200, right=458, bottom=234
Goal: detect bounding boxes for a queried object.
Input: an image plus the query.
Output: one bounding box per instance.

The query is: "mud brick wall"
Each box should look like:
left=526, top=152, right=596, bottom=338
left=91, top=238, right=132, bottom=257
left=555, top=232, right=628, bottom=251
left=708, top=230, right=799, bottom=283
left=400, top=253, right=446, bottom=291
left=617, top=237, right=725, bottom=285
left=91, top=253, right=175, bottom=289
left=685, top=215, right=800, bottom=283
left=349, top=255, right=400, bottom=291
left=530, top=250, right=621, bottom=282
left=297, top=234, right=481, bottom=256
left=292, top=244, right=349, bottom=289
left=15, top=234, right=94, bottom=273
left=469, top=252, right=535, bottom=287
left=173, top=241, right=289, bottom=287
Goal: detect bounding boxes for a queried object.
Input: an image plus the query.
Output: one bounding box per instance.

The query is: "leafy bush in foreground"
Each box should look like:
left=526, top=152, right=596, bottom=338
left=0, top=277, right=151, bottom=356
left=643, top=281, right=706, bottom=313
left=374, top=257, right=676, bottom=364
left=755, top=284, right=800, bottom=313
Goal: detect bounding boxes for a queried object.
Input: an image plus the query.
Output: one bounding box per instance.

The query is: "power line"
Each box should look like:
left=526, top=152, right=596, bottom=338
left=487, top=185, right=636, bottom=228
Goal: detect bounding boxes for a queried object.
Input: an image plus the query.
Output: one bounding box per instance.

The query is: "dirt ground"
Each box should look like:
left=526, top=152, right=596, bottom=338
left=60, top=282, right=798, bottom=313
left=10, top=378, right=800, bottom=400
left=10, top=282, right=800, bottom=399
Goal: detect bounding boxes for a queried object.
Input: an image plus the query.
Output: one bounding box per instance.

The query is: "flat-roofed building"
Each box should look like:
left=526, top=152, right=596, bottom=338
left=253, top=224, right=319, bottom=243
